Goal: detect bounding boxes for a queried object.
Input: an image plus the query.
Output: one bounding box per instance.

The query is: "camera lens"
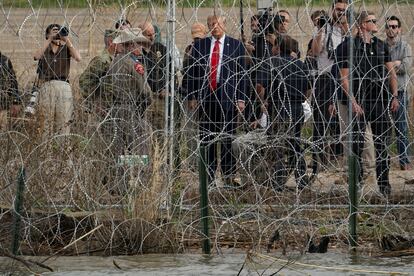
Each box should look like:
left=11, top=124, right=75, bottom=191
left=59, top=27, right=69, bottom=37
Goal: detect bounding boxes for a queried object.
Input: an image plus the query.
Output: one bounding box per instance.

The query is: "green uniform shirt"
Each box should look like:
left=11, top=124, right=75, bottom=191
left=79, top=49, right=113, bottom=106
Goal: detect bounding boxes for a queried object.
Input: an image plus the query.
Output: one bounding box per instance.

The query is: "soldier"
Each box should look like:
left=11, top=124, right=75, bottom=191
left=0, top=51, right=21, bottom=130
left=105, top=28, right=152, bottom=192
left=79, top=30, right=118, bottom=116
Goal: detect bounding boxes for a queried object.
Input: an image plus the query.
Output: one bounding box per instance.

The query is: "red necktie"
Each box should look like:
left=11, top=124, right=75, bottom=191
left=209, top=40, right=220, bottom=91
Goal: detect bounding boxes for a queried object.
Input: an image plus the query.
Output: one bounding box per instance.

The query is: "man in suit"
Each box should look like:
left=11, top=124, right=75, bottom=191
left=188, top=15, right=247, bottom=187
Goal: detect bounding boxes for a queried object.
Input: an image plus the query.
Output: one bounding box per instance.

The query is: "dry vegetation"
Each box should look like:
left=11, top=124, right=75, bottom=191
left=1, top=3, right=414, bottom=260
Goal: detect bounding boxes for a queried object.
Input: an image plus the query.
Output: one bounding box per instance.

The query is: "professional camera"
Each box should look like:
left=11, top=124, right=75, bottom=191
left=54, top=26, right=69, bottom=39
left=317, top=15, right=329, bottom=28
left=59, top=26, right=69, bottom=37
left=24, top=86, right=39, bottom=116
left=257, top=10, right=275, bottom=35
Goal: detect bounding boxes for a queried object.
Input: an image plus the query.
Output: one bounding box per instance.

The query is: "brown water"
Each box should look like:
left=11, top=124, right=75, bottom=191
left=1, top=252, right=413, bottom=275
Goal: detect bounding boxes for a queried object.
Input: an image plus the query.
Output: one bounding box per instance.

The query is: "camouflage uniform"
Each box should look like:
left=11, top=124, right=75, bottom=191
left=78, top=30, right=118, bottom=148
left=79, top=48, right=113, bottom=111
left=103, top=52, right=152, bottom=193
left=0, top=52, right=20, bottom=129
left=106, top=52, right=152, bottom=157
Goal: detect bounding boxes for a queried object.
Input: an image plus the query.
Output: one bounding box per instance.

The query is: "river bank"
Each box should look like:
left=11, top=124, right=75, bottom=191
left=1, top=251, right=414, bottom=275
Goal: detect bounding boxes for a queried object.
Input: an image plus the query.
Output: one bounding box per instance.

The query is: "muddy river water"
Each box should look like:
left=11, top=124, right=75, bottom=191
left=1, top=251, right=413, bottom=275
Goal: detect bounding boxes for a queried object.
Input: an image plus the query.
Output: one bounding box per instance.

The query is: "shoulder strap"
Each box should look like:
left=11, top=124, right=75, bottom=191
left=326, top=23, right=334, bottom=54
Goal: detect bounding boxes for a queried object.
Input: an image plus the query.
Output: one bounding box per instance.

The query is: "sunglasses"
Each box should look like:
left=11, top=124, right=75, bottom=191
left=386, top=25, right=399, bottom=29
left=364, top=19, right=377, bottom=24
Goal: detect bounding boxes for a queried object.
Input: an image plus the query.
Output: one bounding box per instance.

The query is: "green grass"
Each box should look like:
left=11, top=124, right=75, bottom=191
left=3, top=0, right=414, bottom=9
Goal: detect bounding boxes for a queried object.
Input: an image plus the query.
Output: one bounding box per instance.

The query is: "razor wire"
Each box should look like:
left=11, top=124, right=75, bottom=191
left=1, top=0, right=414, bottom=267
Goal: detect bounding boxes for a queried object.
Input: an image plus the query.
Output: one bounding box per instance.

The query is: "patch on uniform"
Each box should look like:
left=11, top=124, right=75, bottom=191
left=134, top=63, right=145, bottom=75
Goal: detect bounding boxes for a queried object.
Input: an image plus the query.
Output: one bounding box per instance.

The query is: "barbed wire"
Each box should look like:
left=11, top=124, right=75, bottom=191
left=1, top=1, right=414, bottom=273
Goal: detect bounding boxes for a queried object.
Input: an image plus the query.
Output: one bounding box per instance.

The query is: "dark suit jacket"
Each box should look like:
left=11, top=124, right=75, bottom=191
left=187, top=35, right=247, bottom=111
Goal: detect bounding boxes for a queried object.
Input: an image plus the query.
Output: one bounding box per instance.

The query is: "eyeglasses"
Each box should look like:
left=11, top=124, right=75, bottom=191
left=364, top=19, right=377, bottom=24
left=386, top=25, right=399, bottom=29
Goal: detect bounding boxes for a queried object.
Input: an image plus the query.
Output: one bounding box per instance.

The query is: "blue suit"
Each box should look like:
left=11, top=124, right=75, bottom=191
left=188, top=35, right=247, bottom=180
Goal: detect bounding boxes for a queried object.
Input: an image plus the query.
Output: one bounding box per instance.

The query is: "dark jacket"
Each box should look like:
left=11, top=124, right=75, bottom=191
left=0, top=52, right=20, bottom=110
left=262, top=55, right=310, bottom=120
left=336, top=36, right=392, bottom=102
left=187, top=35, right=248, bottom=110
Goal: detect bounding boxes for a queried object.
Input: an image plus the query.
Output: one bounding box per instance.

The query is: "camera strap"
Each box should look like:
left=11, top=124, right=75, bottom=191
left=325, top=23, right=334, bottom=58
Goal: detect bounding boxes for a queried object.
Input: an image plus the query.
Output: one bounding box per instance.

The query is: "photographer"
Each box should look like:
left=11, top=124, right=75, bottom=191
left=309, top=0, right=347, bottom=176
left=33, top=24, right=81, bottom=139
left=106, top=28, right=152, bottom=193
left=253, top=10, right=289, bottom=60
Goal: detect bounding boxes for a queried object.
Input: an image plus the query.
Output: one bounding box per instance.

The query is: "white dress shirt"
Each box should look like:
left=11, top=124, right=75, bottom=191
left=209, top=34, right=226, bottom=83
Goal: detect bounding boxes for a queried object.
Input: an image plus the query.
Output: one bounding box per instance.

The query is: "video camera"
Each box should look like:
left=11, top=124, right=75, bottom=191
left=258, top=10, right=274, bottom=35
left=257, top=10, right=286, bottom=36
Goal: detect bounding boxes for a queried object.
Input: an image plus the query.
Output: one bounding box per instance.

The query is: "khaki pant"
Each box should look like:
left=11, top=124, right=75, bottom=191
left=338, top=103, right=375, bottom=168
left=38, top=80, right=73, bottom=140
left=0, top=110, right=8, bottom=131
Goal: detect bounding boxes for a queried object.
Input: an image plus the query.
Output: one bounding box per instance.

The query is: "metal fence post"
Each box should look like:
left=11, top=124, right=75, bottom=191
left=347, top=0, right=358, bottom=248
left=199, top=145, right=211, bottom=254
left=11, top=167, right=26, bottom=255
left=348, top=155, right=358, bottom=247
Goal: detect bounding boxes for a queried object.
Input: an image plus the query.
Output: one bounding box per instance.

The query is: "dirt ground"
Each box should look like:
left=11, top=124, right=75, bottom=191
left=1, top=5, right=414, bottom=197
left=3, top=4, right=414, bottom=84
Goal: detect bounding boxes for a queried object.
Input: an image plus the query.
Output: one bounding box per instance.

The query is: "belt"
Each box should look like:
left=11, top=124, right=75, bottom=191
left=38, top=77, right=69, bottom=85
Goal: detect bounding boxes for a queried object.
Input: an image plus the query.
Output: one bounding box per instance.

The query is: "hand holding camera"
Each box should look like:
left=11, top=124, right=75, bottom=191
left=47, top=26, right=69, bottom=41
left=317, top=16, right=328, bottom=29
